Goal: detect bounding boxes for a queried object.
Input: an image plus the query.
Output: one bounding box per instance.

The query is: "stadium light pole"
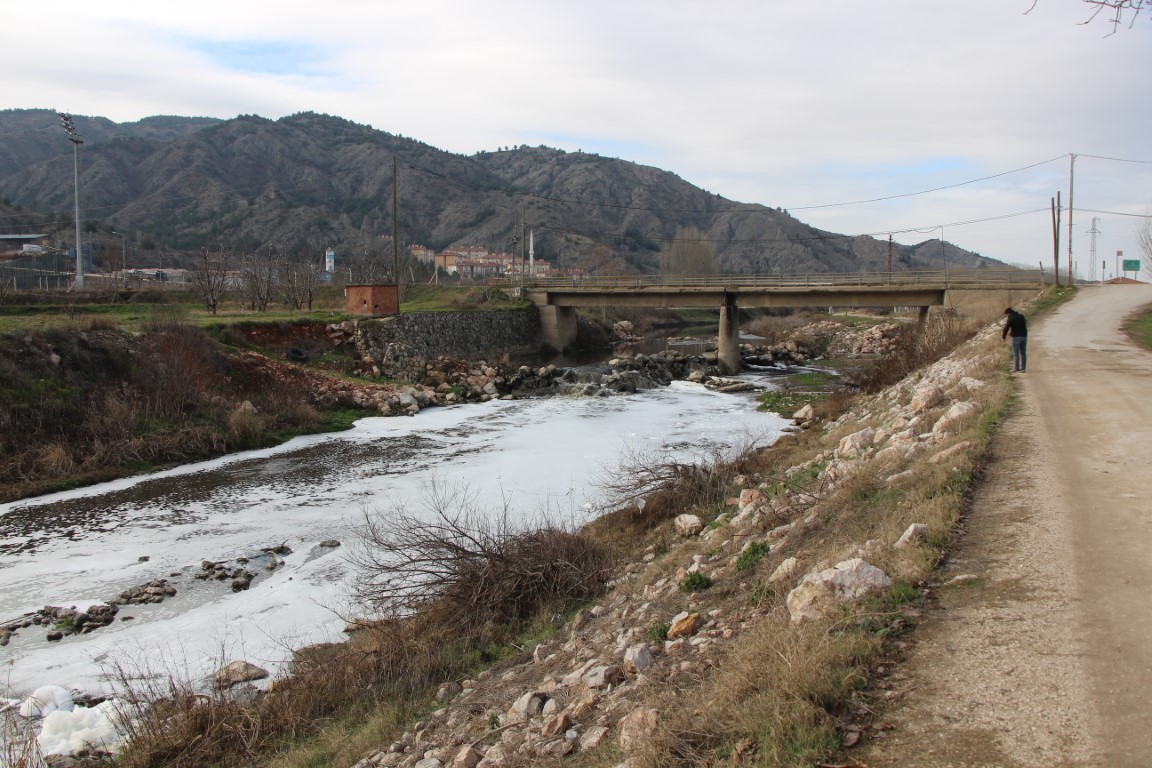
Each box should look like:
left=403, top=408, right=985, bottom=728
left=58, top=112, right=85, bottom=290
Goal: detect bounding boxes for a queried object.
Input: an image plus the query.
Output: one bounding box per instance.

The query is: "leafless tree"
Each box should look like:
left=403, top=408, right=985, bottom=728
left=660, top=225, right=718, bottom=277
left=277, top=252, right=321, bottom=311
left=239, top=247, right=277, bottom=312
left=1028, top=0, right=1146, bottom=32
left=347, top=483, right=614, bottom=631
left=192, top=247, right=230, bottom=315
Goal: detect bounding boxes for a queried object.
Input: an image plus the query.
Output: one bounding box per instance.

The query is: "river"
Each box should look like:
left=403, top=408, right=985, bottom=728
left=0, top=370, right=790, bottom=702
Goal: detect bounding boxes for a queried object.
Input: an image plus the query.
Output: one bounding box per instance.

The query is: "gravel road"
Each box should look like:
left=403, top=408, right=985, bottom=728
left=859, top=284, right=1152, bottom=768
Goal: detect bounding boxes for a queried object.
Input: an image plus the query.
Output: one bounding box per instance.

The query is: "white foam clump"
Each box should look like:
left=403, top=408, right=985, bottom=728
left=38, top=700, right=123, bottom=756
left=18, top=685, right=73, bottom=718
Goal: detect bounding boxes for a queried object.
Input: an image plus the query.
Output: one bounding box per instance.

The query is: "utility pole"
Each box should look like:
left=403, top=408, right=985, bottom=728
left=1051, top=193, right=1061, bottom=287
left=1087, top=217, right=1100, bottom=283
left=887, top=234, right=893, bottom=282
left=1067, top=153, right=1076, bottom=287
left=391, top=156, right=399, bottom=291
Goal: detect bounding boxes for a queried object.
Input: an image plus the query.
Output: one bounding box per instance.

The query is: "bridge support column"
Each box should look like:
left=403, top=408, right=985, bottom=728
left=539, top=305, right=578, bottom=351
left=917, top=305, right=930, bottom=325
left=718, top=295, right=741, bottom=375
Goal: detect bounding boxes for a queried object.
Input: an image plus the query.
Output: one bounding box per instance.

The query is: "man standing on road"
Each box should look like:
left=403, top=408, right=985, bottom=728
left=1003, top=307, right=1028, bottom=372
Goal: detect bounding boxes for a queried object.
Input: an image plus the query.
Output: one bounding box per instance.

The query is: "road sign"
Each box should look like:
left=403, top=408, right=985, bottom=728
left=1122, top=259, right=1141, bottom=272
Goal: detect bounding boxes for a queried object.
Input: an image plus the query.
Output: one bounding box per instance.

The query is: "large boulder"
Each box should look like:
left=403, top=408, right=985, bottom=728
left=673, top=514, right=704, bottom=537
left=618, top=707, right=661, bottom=752
left=836, top=427, right=876, bottom=458
left=786, top=558, right=892, bottom=623
left=932, top=401, right=979, bottom=434
left=214, top=660, right=269, bottom=689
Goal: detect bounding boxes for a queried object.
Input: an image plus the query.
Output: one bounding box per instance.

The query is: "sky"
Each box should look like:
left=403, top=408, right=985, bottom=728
left=4, top=0, right=1151, bottom=277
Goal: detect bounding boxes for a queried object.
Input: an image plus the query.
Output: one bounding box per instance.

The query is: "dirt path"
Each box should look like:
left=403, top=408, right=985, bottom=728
left=858, top=284, right=1152, bottom=768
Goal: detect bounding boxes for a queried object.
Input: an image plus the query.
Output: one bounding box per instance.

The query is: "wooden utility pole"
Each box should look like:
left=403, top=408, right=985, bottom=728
left=1067, top=154, right=1076, bottom=286
left=887, top=234, right=893, bottom=278
left=1051, top=192, right=1061, bottom=287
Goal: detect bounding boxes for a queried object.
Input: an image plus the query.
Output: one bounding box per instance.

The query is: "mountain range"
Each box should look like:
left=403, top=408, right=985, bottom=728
left=0, top=108, right=1002, bottom=275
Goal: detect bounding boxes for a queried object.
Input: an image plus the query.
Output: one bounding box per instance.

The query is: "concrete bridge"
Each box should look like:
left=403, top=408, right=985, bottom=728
left=522, top=269, right=1046, bottom=373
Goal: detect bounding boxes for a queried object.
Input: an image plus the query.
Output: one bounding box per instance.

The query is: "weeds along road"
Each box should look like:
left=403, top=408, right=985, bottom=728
left=860, top=284, right=1152, bottom=768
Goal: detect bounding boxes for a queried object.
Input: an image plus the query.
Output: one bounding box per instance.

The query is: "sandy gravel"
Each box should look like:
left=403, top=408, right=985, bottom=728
left=858, top=284, right=1152, bottom=768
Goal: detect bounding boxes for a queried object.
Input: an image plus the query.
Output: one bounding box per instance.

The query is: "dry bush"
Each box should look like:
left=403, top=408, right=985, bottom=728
left=846, top=313, right=977, bottom=393
left=35, top=443, right=75, bottom=476
left=349, top=484, right=615, bottom=634
left=134, top=322, right=224, bottom=421
left=287, top=401, right=322, bottom=430
left=595, top=438, right=765, bottom=522
left=227, top=403, right=266, bottom=439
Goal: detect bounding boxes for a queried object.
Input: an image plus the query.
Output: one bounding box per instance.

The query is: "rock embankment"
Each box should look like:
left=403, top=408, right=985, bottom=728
left=326, top=321, right=1007, bottom=767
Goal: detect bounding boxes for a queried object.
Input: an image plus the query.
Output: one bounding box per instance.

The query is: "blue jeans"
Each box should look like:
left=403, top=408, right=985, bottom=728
left=1012, top=336, right=1027, bottom=372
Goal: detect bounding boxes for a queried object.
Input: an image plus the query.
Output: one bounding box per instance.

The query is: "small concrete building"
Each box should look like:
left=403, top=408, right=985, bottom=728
left=345, top=284, right=399, bottom=316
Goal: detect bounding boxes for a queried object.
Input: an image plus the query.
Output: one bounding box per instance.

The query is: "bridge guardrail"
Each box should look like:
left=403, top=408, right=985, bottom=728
left=508, top=269, right=1046, bottom=291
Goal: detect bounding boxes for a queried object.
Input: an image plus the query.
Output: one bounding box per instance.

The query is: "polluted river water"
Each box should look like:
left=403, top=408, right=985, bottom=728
left=0, top=372, right=790, bottom=704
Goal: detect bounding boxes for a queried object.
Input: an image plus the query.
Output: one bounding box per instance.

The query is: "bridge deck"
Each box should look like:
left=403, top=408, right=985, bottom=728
left=521, top=269, right=1043, bottom=309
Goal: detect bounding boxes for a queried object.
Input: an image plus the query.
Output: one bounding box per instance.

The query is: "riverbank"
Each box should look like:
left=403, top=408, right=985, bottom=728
left=7, top=299, right=1020, bottom=768
left=226, top=305, right=1015, bottom=768
left=0, top=305, right=848, bottom=505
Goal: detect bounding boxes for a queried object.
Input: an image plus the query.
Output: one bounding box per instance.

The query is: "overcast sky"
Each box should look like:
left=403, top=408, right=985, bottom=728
left=5, top=0, right=1150, bottom=277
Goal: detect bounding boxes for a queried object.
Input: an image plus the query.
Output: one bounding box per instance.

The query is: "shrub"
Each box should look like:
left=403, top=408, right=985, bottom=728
left=680, top=571, right=713, bottom=593
left=349, top=485, right=616, bottom=633
left=736, top=541, right=770, bottom=571
left=227, top=402, right=265, bottom=438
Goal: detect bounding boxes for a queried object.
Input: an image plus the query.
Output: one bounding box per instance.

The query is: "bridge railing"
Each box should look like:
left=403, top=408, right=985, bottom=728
left=510, top=269, right=1046, bottom=291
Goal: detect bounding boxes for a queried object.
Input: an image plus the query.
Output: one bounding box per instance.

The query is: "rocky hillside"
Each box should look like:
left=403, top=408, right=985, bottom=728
left=0, top=109, right=1001, bottom=275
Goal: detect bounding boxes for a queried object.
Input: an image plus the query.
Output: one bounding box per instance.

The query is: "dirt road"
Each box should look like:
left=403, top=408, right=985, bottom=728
left=859, top=284, right=1152, bottom=768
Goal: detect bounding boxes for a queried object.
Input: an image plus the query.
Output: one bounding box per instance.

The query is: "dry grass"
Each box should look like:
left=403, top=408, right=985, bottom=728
left=601, top=319, right=1014, bottom=767
left=1, top=706, right=47, bottom=768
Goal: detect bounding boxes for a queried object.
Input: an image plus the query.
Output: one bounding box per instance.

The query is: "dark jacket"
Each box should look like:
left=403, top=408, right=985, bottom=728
left=1002, top=311, right=1027, bottom=339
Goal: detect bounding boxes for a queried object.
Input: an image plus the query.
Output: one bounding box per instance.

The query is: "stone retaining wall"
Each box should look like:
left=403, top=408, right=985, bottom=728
left=354, top=309, right=542, bottom=383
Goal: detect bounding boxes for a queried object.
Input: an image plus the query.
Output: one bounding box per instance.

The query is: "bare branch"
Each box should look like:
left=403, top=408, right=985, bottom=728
left=347, top=483, right=615, bottom=632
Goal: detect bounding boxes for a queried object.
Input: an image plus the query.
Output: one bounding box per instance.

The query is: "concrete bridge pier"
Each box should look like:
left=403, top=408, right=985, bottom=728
left=540, top=305, right=578, bottom=351
left=718, top=295, right=741, bottom=374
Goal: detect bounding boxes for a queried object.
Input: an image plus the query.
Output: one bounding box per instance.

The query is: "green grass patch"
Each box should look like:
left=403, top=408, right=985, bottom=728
left=1123, top=307, right=1152, bottom=352
left=787, top=370, right=836, bottom=388
left=1030, top=284, right=1076, bottom=314
left=759, top=389, right=820, bottom=415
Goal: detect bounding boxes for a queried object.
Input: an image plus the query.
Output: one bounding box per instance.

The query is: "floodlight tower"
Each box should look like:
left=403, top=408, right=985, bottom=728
left=59, top=112, right=85, bottom=289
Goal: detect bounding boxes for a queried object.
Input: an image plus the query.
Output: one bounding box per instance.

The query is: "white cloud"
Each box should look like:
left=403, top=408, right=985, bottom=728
left=4, top=0, right=1150, bottom=274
